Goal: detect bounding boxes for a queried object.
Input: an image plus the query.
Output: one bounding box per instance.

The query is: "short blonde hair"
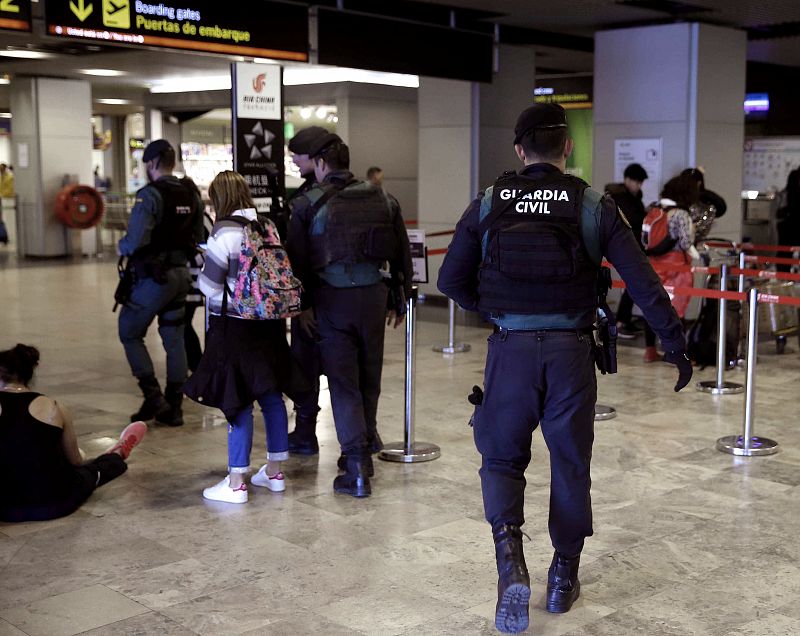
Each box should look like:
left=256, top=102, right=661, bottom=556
left=209, top=170, right=256, bottom=220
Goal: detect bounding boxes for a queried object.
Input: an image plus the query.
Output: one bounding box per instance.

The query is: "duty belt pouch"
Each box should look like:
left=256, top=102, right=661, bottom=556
left=593, top=315, right=618, bottom=375
left=113, top=257, right=135, bottom=312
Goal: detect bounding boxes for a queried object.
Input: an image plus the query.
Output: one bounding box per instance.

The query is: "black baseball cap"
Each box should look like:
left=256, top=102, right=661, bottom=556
left=514, top=103, right=568, bottom=144
left=308, top=133, right=343, bottom=159
left=624, top=163, right=648, bottom=182
left=142, top=139, right=174, bottom=163
left=288, top=126, right=329, bottom=155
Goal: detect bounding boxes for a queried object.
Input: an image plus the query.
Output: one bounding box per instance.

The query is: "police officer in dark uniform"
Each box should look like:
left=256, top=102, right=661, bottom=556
left=118, top=139, right=204, bottom=427
left=285, top=126, right=329, bottom=455
left=287, top=133, right=413, bottom=497
left=437, top=104, right=693, bottom=633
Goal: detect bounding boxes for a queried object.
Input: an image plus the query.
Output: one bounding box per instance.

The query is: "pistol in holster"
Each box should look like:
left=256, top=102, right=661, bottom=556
left=113, top=256, right=135, bottom=312
left=593, top=266, right=618, bottom=375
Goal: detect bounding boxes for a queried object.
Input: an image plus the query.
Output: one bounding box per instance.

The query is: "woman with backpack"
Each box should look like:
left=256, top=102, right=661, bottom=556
left=184, top=171, right=306, bottom=504
left=640, top=173, right=699, bottom=362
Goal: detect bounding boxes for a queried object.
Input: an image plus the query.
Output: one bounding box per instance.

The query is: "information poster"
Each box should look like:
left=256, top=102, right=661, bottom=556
left=743, top=137, right=800, bottom=193
left=406, top=229, right=428, bottom=284
left=232, top=62, right=284, bottom=214
left=614, top=138, right=662, bottom=206
left=0, top=0, right=32, bottom=32
left=43, top=0, right=308, bottom=61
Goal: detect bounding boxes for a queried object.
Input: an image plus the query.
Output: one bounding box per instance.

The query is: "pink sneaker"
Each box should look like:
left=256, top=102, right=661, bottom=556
left=108, top=421, right=147, bottom=460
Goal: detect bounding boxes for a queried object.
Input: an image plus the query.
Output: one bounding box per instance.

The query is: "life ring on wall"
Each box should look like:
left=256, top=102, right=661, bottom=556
left=54, top=184, right=105, bottom=229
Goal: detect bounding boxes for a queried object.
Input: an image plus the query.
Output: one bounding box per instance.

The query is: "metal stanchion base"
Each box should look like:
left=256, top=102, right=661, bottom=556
left=379, top=442, right=441, bottom=463
left=696, top=380, right=745, bottom=394
left=432, top=343, right=471, bottom=353
left=594, top=405, right=617, bottom=421
left=716, top=435, right=779, bottom=456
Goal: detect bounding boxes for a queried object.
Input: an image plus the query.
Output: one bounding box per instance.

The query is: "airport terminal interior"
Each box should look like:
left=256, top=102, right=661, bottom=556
left=2, top=0, right=800, bottom=634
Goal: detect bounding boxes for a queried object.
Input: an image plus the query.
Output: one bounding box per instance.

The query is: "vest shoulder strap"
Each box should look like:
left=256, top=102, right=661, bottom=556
left=580, top=187, right=604, bottom=266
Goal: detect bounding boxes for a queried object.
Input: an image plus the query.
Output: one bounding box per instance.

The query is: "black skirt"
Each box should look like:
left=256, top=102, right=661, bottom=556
left=183, top=315, right=309, bottom=420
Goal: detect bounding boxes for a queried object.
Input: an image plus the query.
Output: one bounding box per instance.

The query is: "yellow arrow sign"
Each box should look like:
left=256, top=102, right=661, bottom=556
left=0, top=0, right=20, bottom=14
left=70, top=0, right=93, bottom=21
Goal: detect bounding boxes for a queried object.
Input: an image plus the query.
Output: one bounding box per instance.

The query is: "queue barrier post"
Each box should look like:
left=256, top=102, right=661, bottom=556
left=432, top=298, right=471, bottom=354
left=380, top=286, right=441, bottom=463
left=594, top=404, right=617, bottom=421
left=697, top=264, right=744, bottom=395
left=716, top=288, right=779, bottom=456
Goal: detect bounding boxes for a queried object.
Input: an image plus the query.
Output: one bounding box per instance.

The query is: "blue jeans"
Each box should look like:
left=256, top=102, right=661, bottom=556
left=118, top=267, right=190, bottom=383
left=228, top=391, right=289, bottom=473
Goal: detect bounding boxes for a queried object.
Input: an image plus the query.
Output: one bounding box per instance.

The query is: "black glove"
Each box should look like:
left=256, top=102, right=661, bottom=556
left=664, top=350, right=693, bottom=392
left=468, top=385, right=484, bottom=406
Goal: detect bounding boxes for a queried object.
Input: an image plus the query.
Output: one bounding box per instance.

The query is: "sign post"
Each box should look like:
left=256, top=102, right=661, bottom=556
left=231, top=63, right=285, bottom=222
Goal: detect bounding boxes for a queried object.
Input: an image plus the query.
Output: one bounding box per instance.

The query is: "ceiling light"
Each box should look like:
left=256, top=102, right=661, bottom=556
left=299, top=107, right=312, bottom=120
left=149, top=75, right=231, bottom=93
left=253, top=57, right=279, bottom=65
left=284, top=66, right=419, bottom=88
left=95, top=98, right=132, bottom=105
left=0, top=78, right=9, bottom=85
left=0, top=112, right=11, bottom=119
left=79, top=69, right=127, bottom=77
left=0, top=49, right=56, bottom=60
left=315, top=107, right=327, bottom=119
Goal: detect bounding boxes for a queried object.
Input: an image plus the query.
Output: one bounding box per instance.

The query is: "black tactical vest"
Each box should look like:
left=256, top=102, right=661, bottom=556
left=477, top=171, right=599, bottom=315
left=309, top=181, right=397, bottom=270
left=138, top=178, right=198, bottom=259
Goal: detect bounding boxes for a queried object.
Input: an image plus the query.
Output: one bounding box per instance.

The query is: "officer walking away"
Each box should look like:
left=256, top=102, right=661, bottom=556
left=438, top=104, right=693, bottom=634
left=605, top=163, right=648, bottom=338
left=287, top=133, right=413, bottom=497
left=118, top=140, right=204, bottom=427
left=285, top=125, right=329, bottom=455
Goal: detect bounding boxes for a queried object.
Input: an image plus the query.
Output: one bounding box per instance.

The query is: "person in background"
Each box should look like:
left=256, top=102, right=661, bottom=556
left=285, top=126, right=329, bottom=455
left=641, top=173, right=699, bottom=362
left=184, top=171, right=306, bottom=504
left=606, top=163, right=649, bottom=339
left=0, top=344, right=147, bottom=522
left=680, top=167, right=726, bottom=245
left=366, top=166, right=384, bottom=189
left=777, top=168, right=800, bottom=265
left=0, top=163, right=14, bottom=198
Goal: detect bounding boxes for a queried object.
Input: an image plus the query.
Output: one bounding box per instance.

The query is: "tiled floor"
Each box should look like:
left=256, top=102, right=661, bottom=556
left=1, top=256, right=799, bottom=635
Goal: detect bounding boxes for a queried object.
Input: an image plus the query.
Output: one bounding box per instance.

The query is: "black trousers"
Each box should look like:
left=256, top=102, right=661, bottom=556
left=315, top=283, right=387, bottom=455
left=0, top=454, right=127, bottom=523
left=185, top=303, right=203, bottom=373
left=290, top=316, right=321, bottom=421
left=473, top=329, right=596, bottom=557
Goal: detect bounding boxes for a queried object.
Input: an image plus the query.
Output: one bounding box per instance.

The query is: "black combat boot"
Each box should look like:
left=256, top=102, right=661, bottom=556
left=546, top=551, right=581, bottom=613
left=155, top=382, right=184, bottom=427
left=493, top=524, right=531, bottom=634
left=333, top=453, right=371, bottom=498
left=287, top=413, right=319, bottom=455
left=131, top=375, right=169, bottom=423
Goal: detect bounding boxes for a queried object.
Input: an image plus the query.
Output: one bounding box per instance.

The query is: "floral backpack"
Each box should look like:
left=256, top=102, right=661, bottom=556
left=223, top=217, right=302, bottom=320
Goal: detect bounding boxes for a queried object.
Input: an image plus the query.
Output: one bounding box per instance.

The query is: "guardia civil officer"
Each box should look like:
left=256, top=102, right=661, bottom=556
left=118, top=140, right=204, bottom=427
left=287, top=133, right=413, bottom=497
left=438, top=104, right=693, bottom=634
left=285, top=126, right=329, bottom=455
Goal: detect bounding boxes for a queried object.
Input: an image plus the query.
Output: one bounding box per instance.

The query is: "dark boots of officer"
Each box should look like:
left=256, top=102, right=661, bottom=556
left=336, top=430, right=382, bottom=474
left=493, top=524, right=531, bottom=634
left=155, top=381, right=184, bottom=427
left=287, top=410, right=320, bottom=455
left=333, top=452, right=371, bottom=498
left=131, top=375, right=169, bottom=423
left=546, top=551, right=581, bottom=613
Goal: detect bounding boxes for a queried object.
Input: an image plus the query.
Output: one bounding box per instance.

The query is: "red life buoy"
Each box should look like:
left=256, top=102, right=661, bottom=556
left=54, top=184, right=105, bottom=229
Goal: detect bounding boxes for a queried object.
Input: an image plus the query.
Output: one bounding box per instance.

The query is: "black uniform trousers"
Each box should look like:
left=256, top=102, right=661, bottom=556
left=290, top=317, right=321, bottom=420
left=314, top=283, right=387, bottom=455
left=473, top=329, right=596, bottom=557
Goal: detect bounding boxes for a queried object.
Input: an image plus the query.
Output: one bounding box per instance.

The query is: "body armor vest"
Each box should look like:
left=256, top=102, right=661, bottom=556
left=309, top=181, right=397, bottom=270
left=136, top=178, right=197, bottom=259
left=477, top=171, right=599, bottom=315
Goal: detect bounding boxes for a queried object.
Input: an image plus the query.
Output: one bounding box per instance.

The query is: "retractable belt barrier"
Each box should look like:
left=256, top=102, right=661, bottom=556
left=425, top=229, right=471, bottom=354
left=705, top=240, right=800, bottom=254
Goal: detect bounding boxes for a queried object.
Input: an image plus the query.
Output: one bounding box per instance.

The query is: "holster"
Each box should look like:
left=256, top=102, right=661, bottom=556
left=386, top=281, right=407, bottom=316
left=593, top=267, right=618, bottom=375
left=113, top=257, right=135, bottom=312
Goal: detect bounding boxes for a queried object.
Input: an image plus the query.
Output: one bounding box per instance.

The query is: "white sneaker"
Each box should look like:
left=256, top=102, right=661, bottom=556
left=203, top=476, right=248, bottom=503
left=251, top=465, right=286, bottom=492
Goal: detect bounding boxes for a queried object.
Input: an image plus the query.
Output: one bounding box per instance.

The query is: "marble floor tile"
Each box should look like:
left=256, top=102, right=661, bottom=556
left=0, top=585, right=148, bottom=636
left=0, top=619, right=27, bottom=636
left=75, top=611, right=199, bottom=635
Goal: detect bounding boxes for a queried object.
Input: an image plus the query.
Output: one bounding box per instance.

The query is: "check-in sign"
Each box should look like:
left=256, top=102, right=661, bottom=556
left=0, top=0, right=32, bottom=32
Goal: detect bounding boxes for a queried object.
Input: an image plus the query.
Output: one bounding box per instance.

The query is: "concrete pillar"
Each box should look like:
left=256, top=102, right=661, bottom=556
left=417, top=45, right=535, bottom=296
left=10, top=77, right=94, bottom=257
left=593, top=23, right=746, bottom=241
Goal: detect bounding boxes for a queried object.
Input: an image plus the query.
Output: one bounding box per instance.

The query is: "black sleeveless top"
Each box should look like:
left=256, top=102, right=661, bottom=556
left=0, top=392, right=82, bottom=513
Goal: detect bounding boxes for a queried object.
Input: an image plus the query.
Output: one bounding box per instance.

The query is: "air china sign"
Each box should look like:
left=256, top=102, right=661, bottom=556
left=235, top=63, right=281, bottom=120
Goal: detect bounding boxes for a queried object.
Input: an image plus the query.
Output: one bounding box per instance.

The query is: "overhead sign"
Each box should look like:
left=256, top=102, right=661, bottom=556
left=534, top=76, right=593, bottom=108
left=0, top=0, right=32, bottom=32
left=44, top=0, right=308, bottom=61
left=614, top=138, right=663, bottom=206
left=232, top=62, right=284, bottom=215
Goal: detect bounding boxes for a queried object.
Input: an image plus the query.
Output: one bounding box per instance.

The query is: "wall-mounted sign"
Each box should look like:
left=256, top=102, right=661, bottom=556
left=614, top=138, right=663, bottom=206
left=44, top=0, right=308, bottom=61
left=232, top=62, right=284, bottom=214
left=0, top=0, right=32, bottom=32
